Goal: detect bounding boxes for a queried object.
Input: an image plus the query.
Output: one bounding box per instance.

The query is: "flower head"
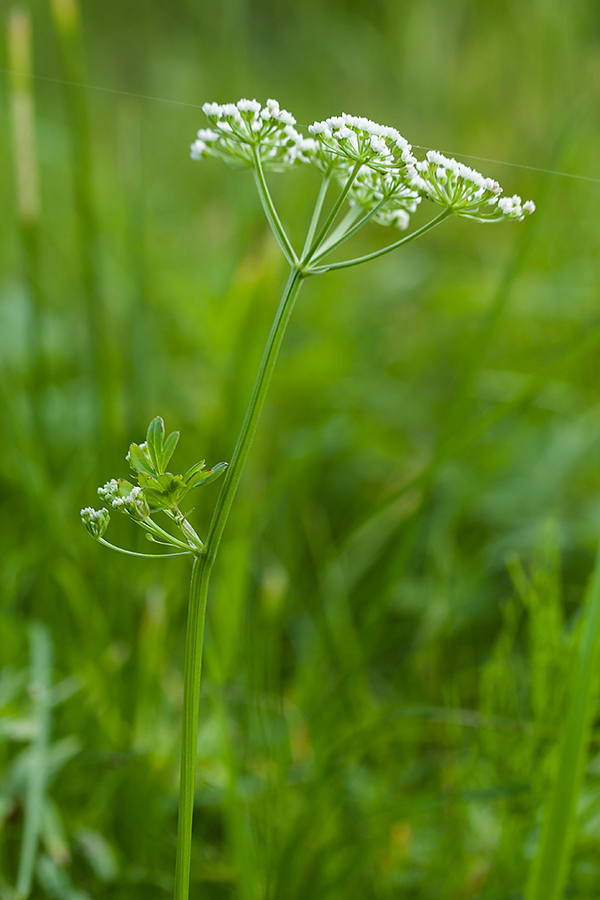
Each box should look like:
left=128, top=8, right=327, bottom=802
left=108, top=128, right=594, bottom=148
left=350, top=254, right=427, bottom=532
left=409, top=151, right=535, bottom=222
left=308, top=114, right=417, bottom=174
left=191, top=98, right=306, bottom=171
left=80, top=507, right=110, bottom=539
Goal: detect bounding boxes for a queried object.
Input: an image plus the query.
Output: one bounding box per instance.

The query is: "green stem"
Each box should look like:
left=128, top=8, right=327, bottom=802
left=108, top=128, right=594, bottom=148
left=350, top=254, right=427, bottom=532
left=165, top=508, right=205, bottom=552
left=171, top=181, right=453, bottom=900
left=139, top=516, right=193, bottom=551
left=310, top=209, right=452, bottom=273
left=304, top=161, right=362, bottom=262
left=205, top=267, right=304, bottom=564
left=174, top=556, right=211, bottom=900
left=173, top=266, right=305, bottom=900
left=311, top=196, right=387, bottom=263
left=301, top=176, right=331, bottom=258
left=252, top=149, right=297, bottom=265
left=311, top=206, right=361, bottom=256
left=96, top=537, right=190, bottom=558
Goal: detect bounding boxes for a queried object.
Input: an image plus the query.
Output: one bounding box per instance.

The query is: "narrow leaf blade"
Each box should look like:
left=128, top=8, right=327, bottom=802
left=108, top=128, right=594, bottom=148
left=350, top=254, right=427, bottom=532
left=128, top=443, right=155, bottom=476
left=146, top=417, right=165, bottom=471
left=161, top=431, right=180, bottom=473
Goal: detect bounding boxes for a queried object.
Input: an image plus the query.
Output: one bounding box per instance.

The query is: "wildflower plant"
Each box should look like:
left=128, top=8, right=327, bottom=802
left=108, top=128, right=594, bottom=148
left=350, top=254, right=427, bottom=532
left=81, top=97, right=535, bottom=900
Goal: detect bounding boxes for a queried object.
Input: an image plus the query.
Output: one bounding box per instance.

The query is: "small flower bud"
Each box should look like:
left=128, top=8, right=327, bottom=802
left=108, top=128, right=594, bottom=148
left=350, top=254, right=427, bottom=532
left=97, top=479, right=120, bottom=503
left=111, top=486, right=151, bottom=520
left=80, top=507, right=110, bottom=539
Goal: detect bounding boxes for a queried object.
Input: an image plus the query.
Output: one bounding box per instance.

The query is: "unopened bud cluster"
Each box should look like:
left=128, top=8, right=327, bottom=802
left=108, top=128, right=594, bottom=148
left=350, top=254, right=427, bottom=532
left=191, top=99, right=535, bottom=230
left=81, top=506, right=110, bottom=539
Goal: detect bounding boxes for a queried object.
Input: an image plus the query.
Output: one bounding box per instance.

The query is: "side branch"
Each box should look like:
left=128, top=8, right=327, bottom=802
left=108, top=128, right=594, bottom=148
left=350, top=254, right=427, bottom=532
left=309, top=209, right=452, bottom=273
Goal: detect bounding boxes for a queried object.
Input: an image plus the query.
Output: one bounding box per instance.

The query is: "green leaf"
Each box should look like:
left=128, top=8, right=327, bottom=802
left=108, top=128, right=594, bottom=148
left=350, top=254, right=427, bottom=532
left=161, top=431, right=180, bottom=473
left=138, top=472, right=187, bottom=508
left=116, top=479, right=135, bottom=497
left=128, top=443, right=155, bottom=476
left=137, top=472, right=164, bottom=492
left=188, top=461, right=228, bottom=489
left=157, top=473, right=185, bottom=493
left=140, top=490, right=170, bottom=510
left=183, top=460, right=206, bottom=483
left=146, top=417, right=165, bottom=472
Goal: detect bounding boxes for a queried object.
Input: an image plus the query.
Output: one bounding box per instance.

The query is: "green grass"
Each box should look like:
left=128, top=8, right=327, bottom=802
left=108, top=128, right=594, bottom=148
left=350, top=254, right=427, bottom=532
left=2, top=1, right=600, bottom=898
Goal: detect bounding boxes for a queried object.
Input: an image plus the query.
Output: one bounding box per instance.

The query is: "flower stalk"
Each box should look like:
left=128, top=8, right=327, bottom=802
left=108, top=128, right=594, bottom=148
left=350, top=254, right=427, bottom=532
left=173, top=266, right=305, bottom=900
left=174, top=557, right=211, bottom=900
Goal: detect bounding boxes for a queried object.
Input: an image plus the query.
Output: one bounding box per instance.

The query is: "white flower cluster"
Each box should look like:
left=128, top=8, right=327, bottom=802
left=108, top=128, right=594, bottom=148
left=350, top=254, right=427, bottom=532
left=191, top=98, right=535, bottom=228
left=191, top=98, right=308, bottom=171
left=409, top=151, right=535, bottom=222
left=308, top=114, right=416, bottom=173
left=80, top=506, right=110, bottom=539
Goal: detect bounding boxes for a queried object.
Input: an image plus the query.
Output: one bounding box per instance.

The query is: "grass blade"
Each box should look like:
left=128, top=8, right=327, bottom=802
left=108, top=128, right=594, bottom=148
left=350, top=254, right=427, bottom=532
left=49, top=0, right=115, bottom=454
left=7, top=6, right=45, bottom=441
left=525, top=545, right=600, bottom=900
left=16, top=623, right=53, bottom=900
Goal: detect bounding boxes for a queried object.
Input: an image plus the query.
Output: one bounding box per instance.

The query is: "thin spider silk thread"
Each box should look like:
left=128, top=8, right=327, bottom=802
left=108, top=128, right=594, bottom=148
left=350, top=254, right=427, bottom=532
left=1, top=66, right=599, bottom=186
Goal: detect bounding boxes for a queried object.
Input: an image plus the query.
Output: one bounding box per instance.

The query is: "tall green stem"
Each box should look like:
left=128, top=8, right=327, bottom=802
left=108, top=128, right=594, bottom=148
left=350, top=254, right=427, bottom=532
left=173, top=176, right=449, bottom=900
left=174, top=557, right=211, bottom=900
left=205, top=267, right=304, bottom=564
left=173, top=266, right=305, bottom=900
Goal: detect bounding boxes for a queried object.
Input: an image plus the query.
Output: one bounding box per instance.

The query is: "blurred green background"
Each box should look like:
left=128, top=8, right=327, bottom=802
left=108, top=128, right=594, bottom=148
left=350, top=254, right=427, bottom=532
left=2, top=0, right=600, bottom=897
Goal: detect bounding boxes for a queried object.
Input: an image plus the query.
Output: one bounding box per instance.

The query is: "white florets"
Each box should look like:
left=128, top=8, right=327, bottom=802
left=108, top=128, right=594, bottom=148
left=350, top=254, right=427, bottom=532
left=497, top=194, right=536, bottom=219
left=192, top=98, right=305, bottom=171
left=409, top=150, right=535, bottom=222
left=307, top=113, right=417, bottom=173
left=192, top=98, right=535, bottom=229
left=236, top=98, right=261, bottom=113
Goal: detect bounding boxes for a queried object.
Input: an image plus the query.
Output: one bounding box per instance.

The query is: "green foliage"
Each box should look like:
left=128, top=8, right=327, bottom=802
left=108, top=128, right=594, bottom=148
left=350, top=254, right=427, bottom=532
left=2, top=0, right=600, bottom=898
left=126, top=418, right=226, bottom=510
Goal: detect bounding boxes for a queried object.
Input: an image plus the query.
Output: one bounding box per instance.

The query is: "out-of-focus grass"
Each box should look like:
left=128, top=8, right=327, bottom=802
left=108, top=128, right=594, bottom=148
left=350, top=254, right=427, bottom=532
left=2, top=1, right=600, bottom=897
